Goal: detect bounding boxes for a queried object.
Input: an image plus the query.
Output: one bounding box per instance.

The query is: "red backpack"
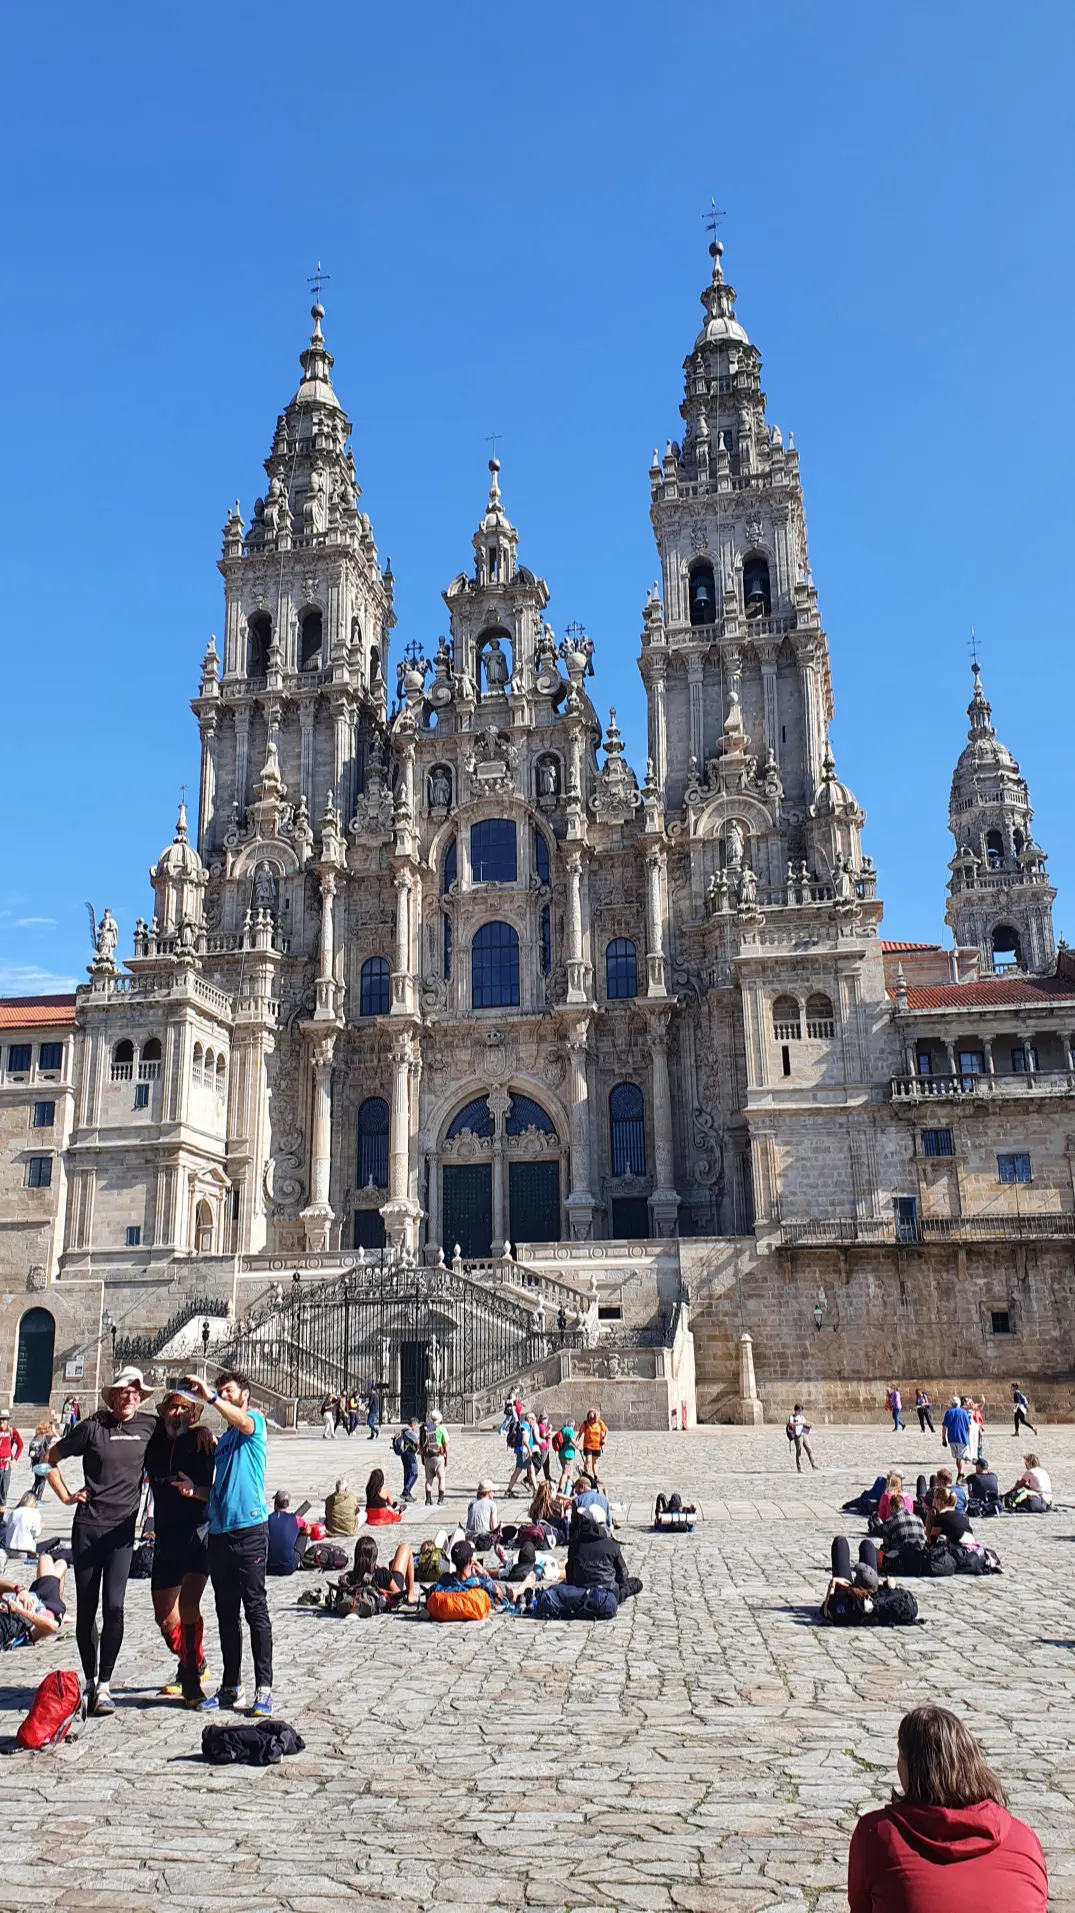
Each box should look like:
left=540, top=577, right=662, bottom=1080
left=17, top=1671, right=84, bottom=1751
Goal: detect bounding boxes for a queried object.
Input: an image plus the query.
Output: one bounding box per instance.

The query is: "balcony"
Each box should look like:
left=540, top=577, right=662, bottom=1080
left=778, top=1214, right=1075, bottom=1248
left=892, top=1071, right=1075, bottom=1102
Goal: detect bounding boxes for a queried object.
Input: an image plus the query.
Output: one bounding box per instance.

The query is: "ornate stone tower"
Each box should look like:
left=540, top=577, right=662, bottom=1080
left=945, top=662, right=1056, bottom=974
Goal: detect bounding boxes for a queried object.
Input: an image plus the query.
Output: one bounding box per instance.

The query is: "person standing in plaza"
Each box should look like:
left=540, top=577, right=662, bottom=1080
left=552, top=1419, right=579, bottom=1492
left=941, top=1395, right=972, bottom=1481
left=393, top=1416, right=420, bottom=1502
left=366, top=1384, right=381, bottom=1440
left=420, top=1410, right=448, bottom=1506
left=913, top=1387, right=935, bottom=1435
left=1011, top=1383, right=1037, bottom=1437
left=885, top=1385, right=905, bottom=1432
left=581, top=1408, right=608, bottom=1486
left=145, top=1388, right=215, bottom=1706
left=320, top=1393, right=337, bottom=1440
left=184, top=1370, right=273, bottom=1719
left=786, top=1404, right=817, bottom=1473
left=0, top=1409, right=24, bottom=1509
left=46, top=1366, right=157, bottom=1716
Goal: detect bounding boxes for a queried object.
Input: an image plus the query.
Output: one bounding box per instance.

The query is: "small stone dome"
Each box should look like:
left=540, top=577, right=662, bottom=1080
left=154, top=803, right=202, bottom=879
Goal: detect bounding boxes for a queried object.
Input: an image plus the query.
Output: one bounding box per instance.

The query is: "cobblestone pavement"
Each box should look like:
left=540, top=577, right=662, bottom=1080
left=1, top=1419, right=1073, bottom=1911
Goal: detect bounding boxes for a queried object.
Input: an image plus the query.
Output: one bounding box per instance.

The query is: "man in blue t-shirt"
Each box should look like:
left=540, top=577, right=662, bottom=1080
left=184, top=1371, right=273, bottom=1717
left=941, top=1396, right=972, bottom=1480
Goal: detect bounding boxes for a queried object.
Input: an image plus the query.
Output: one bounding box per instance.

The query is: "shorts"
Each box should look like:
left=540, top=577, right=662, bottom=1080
left=150, top=1530, right=210, bottom=1589
left=947, top=1442, right=967, bottom=1464
left=424, top=1456, right=445, bottom=1484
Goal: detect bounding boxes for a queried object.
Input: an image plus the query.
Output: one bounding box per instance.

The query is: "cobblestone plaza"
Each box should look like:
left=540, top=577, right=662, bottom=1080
left=1, top=1422, right=1072, bottom=1911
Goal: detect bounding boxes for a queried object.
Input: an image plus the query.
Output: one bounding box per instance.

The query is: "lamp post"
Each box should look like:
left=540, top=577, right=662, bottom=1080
left=101, top=1308, right=116, bottom=1379
left=201, top=1318, right=211, bottom=1377
left=812, top=1303, right=824, bottom=1334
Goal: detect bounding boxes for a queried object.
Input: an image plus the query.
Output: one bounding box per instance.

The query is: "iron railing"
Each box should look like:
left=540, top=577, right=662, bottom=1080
left=778, top=1215, right=1075, bottom=1248
left=114, top=1294, right=232, bottom=1366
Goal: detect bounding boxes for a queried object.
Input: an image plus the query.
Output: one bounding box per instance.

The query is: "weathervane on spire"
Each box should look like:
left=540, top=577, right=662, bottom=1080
left=704, top=198, right=726, bottom=244
left=307, top=260, right=331, bottom=306
left=486, top=431, right=502, bottom=462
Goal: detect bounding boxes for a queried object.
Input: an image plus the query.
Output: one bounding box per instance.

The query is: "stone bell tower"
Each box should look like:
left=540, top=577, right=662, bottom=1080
left=946, top=662, right=1056, bottom=974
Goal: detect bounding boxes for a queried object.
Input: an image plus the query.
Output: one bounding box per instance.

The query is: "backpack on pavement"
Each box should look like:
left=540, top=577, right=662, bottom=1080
left=17, top=1671, right=84, bottom=1750
left=416, top=1538, right=448, bottom=1584
left=201, top=1720, right=305, bottom=1765
left=302, top=1542, right=348, bottom=1572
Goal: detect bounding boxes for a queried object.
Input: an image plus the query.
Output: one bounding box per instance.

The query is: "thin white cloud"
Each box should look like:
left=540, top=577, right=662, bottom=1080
left=0, top=960, right=79, bottom=996
left=15, top=917, right=57, bottom=928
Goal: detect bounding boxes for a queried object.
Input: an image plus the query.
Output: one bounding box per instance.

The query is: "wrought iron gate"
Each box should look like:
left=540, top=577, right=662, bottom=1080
left=218, top=1259, right=552, bottom=1422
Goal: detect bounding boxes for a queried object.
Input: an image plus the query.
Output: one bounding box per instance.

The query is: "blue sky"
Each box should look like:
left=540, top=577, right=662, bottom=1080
left=1, top=1, right=1072, bottom=993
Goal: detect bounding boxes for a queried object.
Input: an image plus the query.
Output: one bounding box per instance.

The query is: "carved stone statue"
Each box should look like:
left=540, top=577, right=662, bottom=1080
left=737, top=863, right=758, bottom=909
left=537, top=755, right=560, bottom=798
left=253, top=862, right=278, bottom=913
left=428, top=764, right=452, bottom=809
left=725, top=820, right=744, bottom=869
left=483, top=637, right=509, bottom=690
left=95, top=908, right=118, bottom=966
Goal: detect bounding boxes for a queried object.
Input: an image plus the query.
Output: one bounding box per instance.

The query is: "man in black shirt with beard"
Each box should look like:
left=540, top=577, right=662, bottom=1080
left=47, top=1367, right=157, bottom=1716
left=145, top=1391, right=216, bottom=1706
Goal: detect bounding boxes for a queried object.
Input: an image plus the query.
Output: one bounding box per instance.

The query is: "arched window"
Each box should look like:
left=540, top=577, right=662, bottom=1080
left=195, top=1199, right=214, bottom=1254
left=507, top=1094, right=556, bottom=1136
left=139, top=1036, right=162, bottom=1082
left=299, top=609, right=323, bottom=671
left=805, top=992, right=835, bottom=1039
left=1013, top=828, right=1026, bottom=855
left=540, top=905, right=551, bottom=977
left=772, top=996, right=801, bottom=1040
left=360, top=956, right=391, bottom=1016
left=688, top=560, right=716, bottom=626
left=447, top=1096, right=494, bottom=1140
left=111, top=1038, right=134, bottom=1082
left=605, top=937, right=639, bottom=999
left=471, top=921, right=520, bottom=1009
left=991, top=925, right=1021, bottom=973
left=534, top=827, right=551, bottom=887
left=471, top=819, right=517, bottom=884
left=204, top=1048, right=215, bottom=1075
left=743, top=554, right=771, bottom=618
left=985, top=829, right=1004, bottom=869
left=442, top=838, right=457, bottom=894
left=443, top=913, right=452, bottom=982
left=370, top=645, right=381, bottom=687
left=247, top=612, right=272, bottom=677
left=192, top=1043, right=204, bottom=1085
left=610, top=1083, right=646, bottom=1177
left=141, top=1037, right=161, bottom=1061
left=215, top=1054, right=227, bottom=1092
left=356, top=1097, right=390, bottom=1188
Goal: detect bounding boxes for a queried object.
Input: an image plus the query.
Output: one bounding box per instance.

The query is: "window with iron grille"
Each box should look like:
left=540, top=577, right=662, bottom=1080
left=605, top=938, right=638, bottom=1000
left=998, top=1152, right=1032, bottom=1184
left=446, top=1096, right=494, bottom=1140
left=507, top=1093, right=556, bottom=1137
left=921, top=1129, right=954, bottom=1158
left=126, top=1226, right=142, bottom=1247
left=610, top=1082, right=646, bottom=1177
left=471, top=921, right=520, bottom=1008
left=990, top=1309, right=1012, bottom=1335
left=360, top=955, right=391, bottom=1017
left=356, top=1097, right=390, bottom=1189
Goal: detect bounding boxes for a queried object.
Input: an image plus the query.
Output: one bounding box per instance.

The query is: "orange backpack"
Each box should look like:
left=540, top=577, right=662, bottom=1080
left=426, top=1586, right=491, bottom=1623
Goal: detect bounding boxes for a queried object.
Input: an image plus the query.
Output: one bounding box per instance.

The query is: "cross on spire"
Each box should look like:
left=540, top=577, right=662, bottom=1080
left=308, top=260, right=331, bottom=305
left=486, top=430, right=502, bottom=461
left=968, top=627, right=980, bottom=670
left=704, top=198, right=726, bottom=243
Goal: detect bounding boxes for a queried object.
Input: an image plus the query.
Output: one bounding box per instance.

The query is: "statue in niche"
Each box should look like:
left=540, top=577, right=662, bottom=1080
left=94, top=908, right=119, bottom=966
left=724, top=820, right=744, bottom=869
left=737, top=863, right=758, bottom=909
left=483, top=637, right=509, bottom=691
left=428, top=764, right=452, bottom=809
left=537, top=755, right=560, bottom=798
left=253, top=862, right=278, bottom=914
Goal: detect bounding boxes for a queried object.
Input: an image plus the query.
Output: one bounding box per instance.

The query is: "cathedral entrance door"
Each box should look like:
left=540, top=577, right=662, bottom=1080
left=14, top=1307, right=55, bottom=1405
left=442, top=1164, right=493, bottom=1259
left=399, top=1340, right=429, bottom=1423
left=509, top=1161, right=560, bottom=1249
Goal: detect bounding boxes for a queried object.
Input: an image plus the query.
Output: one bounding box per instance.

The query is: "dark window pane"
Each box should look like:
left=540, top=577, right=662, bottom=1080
left=540, top=905, right=551, bottom=977
left=443, top=913, right=452, bottom=981
left=354, top=1209, right=386, bottom=1250
left=357, top=1097, right=390, bottom=1188
left=27, top=1156, right=52, bottom=1188
left=31, top=1102, right=55, bottom=1128
left=507, top=1093, right=556, bottom=1137
left=534, top=829, right=550, bottom=887
left=442, top=839, right=457, bottom=894
left=360, top=956, right=391, bottom=1017
left=446, top=1096, right=494, bottom=1140
left=134, top=1083, right=149, bottom=1109
left=126, top=1226, right=142, bottom=1247
left=471, top=819, right=517, bottom=884
left=922, top=1129, right=954, bottom=1158
left=990, top=1309, right=1011, bottom=1335
left=605, top=938, right=638, bottom=999
left=471, top=921, right=520, bottom=1008
left=998, top=1153, right=1032, bottom=1185
left=38, top=1044, right=63, bottom=1071
left=7, top=1046, right=31, bottom=1073
left=610, top=1082, right=646, bottom=1176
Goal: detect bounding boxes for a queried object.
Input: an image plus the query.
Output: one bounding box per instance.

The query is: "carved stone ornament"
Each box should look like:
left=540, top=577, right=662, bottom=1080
left=689, top=521, right=710, bottom=556
left=507, top=1126, right=560, bottom=1159
left=540, top=1046, right=567, bottom=1089
left=464, top=726, right=518, bottom=796
left=473, top=1026, right=517, bottom=1085
left=26, top=1264, right=47, bottom=1292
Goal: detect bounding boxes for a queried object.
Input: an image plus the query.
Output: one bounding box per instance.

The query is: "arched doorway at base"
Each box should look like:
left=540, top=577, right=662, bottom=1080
left=14, top=1307, right=55, bottom=1404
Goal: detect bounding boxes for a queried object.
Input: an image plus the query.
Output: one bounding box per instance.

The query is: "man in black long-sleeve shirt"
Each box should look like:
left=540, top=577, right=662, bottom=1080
left=565, top=1504, right=642, bottom=1603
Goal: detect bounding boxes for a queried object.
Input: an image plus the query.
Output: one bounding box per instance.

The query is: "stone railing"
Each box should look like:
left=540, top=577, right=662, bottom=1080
left=778, top=1214, right=1075, bottom=1247
left=892, top=1071, right=1075, bottom=1102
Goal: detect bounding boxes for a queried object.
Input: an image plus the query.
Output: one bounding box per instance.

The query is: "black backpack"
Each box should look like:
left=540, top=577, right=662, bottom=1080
left=129, top=1534, right=154, bottom=1579
left=302, top=1542, right=348, bottom=1572
left=927, top=1542, right=957, bottom=1577
left=201, top=1720, right=305, bottom=1766
left=873, top=1585, right=920, bottom=1625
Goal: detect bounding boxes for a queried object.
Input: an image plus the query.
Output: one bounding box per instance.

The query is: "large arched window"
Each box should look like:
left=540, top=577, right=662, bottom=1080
left=743, top=553, right=772, bottom=617
left=356, top=1097, right=390, bottom=1188
left=247, top=612, right=272, bottom=677
left=610, top=1083, right=646, bottom=1177
left=507, top=1093, right=556, bottom=1136
left=805, top=992, right=835, bottom=1039
left=991, top=925, right=1021, bottom=973
left=605, top=938, right=638, bottom=1000
left=111, top=1039, right=134, bottom=1082
left=471, top=819, right=517, bottom=884
left=985, top=829, right=1004, bottom=869
left=471, top=921, right=520, bottom=1009
left=688, top=560, right=716, bottom=626
left=195, top=1199, right=214, bottom=1254
left=360, top=955, right=391, bottom=1016
left=447, top=1096, right=494, bottom=1140
left=299, top=609, right=323, bottom=671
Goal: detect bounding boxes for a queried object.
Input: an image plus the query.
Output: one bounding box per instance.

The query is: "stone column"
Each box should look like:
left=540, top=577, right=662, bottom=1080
left=332, top=696, right=354, bottom=824
left=644, top=848, right=667, bottom=995
left=982, top=1036, right=995, bottom=1075
left=1066, top=1033, right=1075, bottom=1073
left=758, top=641, right=780, bottom=765
left=730, top=1330, right=764, bottom=1426
left=393, top=871, right=414, bottom=1011
left=648, top=1017, right=680, bottom=1236
left=315, top=872, right=337, bottom=1016
left=648, top=659, right=668, bottom=792
left=490, top=1087, right=510, bottom=1257
left=198, top=715, right=217, bottom=850
left=298, top=702, right=316, bottom=807
left=388, top=1034, right=411, bottom=1204
left=233, top=707, right=251, bottom=818
left=564, top=1020, right=597, bottom=1240
left=301, top=1032, right=336, bottom=1250
left=565, top=851, right=587, bottom=1002
left=425, top=1152, right=441, bottom=1255
left=687, top=651, right=705, bottom=766
left=795, top=641, right=822, bottom=790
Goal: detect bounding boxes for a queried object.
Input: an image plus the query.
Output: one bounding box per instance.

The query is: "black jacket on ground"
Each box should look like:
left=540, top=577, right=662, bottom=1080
left=565, top=1529, right=630, bottom=1595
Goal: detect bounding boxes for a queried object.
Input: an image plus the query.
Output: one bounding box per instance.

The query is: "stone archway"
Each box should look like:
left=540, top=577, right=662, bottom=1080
left=433, top=1086, right=565, bottom=1259
left=14, top=1306, right=55, bottom=1405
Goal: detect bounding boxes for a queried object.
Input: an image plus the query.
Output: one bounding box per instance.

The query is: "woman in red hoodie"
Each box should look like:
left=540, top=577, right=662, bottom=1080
left=848, top=1706, right=1047, bottom=1912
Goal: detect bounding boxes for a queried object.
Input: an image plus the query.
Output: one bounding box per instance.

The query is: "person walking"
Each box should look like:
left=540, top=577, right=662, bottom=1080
left=505, top=1412, right=538, bottom=1498
left=552, top=1419, right=579, bottom=1493
left=393, top=1417, right=421, bottom=1502
left=941, top=1395, right=972, bottom=1481
left=914, top=1387, right=935, bottom=1435
left=420, top=1411, right=448, bottom=1506
left=185, top=1370, right=273, bottom=1719
left=581, top=1408, right=608, bottom=1486
left=366, top=1385, right=381, bottom=1440
left=1011, top=1383, right=1038, bottom=1437
left=46, top=1365, right=157, bottom=1716
left=0, top=1409, right=24, bottom=1509
left=885, top=1385, right=905, bottom=1432
left=320, top=1394, right=337, bottom=1440
left=145, top=1388, right=215, bottom=1706
left=28, top=1420, right=56, bottom=1501
left=786, top=1404, right=817, bottom=1472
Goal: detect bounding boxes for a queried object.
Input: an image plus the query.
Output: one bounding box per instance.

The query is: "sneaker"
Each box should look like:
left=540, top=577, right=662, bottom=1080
left=161, top=1676, right=183, bottom=1698
left=251, top=1687, right=273, bottom=1717
left=199, top=1684, right=246, bottom=1712
left=92, top=1684, right=116, bottom=1716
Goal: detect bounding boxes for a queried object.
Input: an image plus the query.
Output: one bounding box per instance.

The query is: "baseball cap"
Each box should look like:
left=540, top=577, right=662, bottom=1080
left=478, top=1478, right=496, bottom=1493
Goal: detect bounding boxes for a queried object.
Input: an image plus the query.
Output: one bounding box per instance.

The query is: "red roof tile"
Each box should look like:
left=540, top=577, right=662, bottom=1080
left=0, top=994, right=78, bottom=1029
left=881, top=941, right=941, bottom=952
left=890, top=977, right=1075, bottom=1011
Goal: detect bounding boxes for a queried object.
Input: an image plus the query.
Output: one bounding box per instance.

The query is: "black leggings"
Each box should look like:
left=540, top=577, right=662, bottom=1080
left=71, top=1517, right=136, bottom=1684
left=831, top=1536, right=879, bottom=1581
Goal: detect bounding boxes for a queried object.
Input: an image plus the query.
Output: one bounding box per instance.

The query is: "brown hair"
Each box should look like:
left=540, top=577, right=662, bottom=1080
left=935, top=1490, right=957, bottom=1512
left=529, top=1481, right=556, bottom=1524
left=896, top=1706, right=1007, bottom=1809
left=214, top=1370, right=252, bottom=1399
left=1024, top=1451, right=1041, bottom=1469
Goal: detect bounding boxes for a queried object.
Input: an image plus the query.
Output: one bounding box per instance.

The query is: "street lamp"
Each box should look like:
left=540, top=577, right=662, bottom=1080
left=201, top=1318, right=211, bottom=1374
left=101, top=1308, right=117, bottom=1376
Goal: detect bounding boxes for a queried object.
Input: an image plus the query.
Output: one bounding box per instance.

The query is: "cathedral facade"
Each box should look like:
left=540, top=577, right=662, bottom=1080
left=3, top=240, right=1074, bottom=1417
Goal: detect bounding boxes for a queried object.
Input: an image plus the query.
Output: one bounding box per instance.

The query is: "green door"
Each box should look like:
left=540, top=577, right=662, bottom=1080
left=14, top=1308, right=55, bottom=1404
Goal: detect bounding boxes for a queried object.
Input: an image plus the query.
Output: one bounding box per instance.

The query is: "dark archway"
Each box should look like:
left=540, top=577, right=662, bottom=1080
left=15, top=1307, right=55, bottom=1404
